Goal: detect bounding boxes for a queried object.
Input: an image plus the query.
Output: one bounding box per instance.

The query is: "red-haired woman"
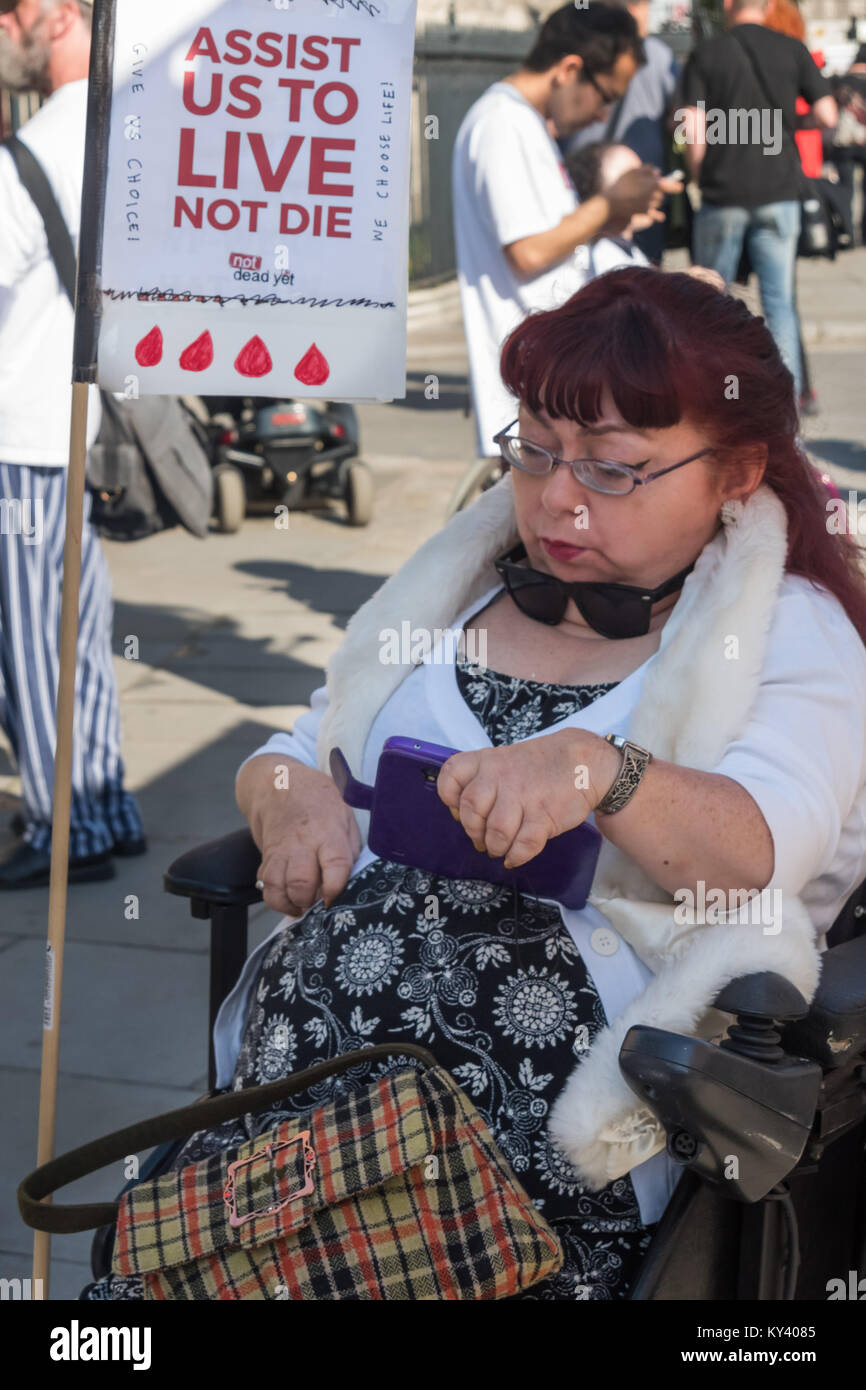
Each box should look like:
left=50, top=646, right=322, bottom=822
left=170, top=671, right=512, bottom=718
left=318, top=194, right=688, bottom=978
left=86, top=269, right=866, bottom=1301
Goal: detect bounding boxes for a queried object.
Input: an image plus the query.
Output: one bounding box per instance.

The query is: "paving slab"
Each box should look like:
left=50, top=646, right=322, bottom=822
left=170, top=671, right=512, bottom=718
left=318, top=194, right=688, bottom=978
left=0, top=1249, right=92, bottom=1302
left=2, top=1069, right=205, bottom=1285
left=0, top=938, right=210, bottom=1090
left=802, top=348, right=866, bottom=500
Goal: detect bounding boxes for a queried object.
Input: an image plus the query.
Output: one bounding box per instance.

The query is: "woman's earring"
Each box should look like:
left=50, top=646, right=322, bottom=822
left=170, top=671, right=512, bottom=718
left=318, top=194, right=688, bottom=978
left=720, top=499, right=743, bottom=526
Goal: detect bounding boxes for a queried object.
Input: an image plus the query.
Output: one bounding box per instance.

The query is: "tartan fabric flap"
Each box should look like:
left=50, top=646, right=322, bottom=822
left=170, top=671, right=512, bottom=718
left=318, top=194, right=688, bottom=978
left=113, top=1068, right=436, bottom=1277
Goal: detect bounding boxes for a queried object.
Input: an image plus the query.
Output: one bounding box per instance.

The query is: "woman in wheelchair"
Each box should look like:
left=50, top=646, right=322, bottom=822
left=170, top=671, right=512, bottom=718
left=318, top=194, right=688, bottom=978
left=84, top=268, right=866, bottom=1300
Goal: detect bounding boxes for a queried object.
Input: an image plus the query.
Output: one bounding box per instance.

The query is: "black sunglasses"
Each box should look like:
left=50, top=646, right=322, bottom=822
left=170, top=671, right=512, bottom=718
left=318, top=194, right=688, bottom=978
left=494, top=542, right=695, bottom=640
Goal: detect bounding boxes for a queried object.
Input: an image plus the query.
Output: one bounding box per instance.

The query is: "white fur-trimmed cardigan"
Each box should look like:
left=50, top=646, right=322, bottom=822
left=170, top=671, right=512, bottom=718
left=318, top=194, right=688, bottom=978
left=313, top=476, right=824, bottom=1189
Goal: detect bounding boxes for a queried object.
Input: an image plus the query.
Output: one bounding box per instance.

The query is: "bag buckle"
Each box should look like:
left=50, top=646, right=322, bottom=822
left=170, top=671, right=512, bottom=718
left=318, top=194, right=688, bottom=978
left=223, top=1131, right=316, bottom=1229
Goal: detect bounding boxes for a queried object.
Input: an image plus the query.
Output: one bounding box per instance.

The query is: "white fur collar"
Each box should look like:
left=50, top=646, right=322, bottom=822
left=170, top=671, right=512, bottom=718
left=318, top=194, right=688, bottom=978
left=316, top=479, right=821, bottom=1189
left=318, top=473, right=519, bottom=779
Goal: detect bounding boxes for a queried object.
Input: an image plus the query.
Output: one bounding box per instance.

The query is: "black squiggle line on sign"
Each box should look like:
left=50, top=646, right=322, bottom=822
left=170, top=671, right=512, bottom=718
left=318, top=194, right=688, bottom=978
left=102, top=287, right=397, bottom=309
left=267, top=0, right=383, bottom=13
left=319, top=0, right=383, bottom=16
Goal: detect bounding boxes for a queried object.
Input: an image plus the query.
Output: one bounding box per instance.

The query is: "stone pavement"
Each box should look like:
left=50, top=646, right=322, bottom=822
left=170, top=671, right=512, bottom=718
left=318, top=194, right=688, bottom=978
left=667, top=243, right=866, bottom=347
left=797, top=248, right=866, bottom=347
left=1, top=250, right=864, bottom=1299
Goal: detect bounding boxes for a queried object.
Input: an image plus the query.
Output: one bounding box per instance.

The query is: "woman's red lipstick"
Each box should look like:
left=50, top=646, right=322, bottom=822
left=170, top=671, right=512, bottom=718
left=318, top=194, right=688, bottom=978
left=541, top=538, right=586, bottom=562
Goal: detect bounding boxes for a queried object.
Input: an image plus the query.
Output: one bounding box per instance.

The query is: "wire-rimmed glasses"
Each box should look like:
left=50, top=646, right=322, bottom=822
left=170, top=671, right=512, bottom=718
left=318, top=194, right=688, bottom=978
left=493, top=420, right=713, bottom=497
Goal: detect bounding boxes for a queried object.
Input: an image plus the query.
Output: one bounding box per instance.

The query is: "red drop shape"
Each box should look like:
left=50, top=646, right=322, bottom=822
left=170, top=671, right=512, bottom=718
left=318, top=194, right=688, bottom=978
left=179, top=330, right=214, bottom=372
left=235, top=335, right=273, bottom=378
left=293, top=342, right=330, bottom=386
left=135, top=325, right=163, bottom=367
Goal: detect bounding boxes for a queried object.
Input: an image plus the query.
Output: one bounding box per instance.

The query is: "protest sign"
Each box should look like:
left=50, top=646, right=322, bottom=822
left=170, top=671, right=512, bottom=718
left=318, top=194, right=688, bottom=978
left=96, top=0, right=417, bottom=398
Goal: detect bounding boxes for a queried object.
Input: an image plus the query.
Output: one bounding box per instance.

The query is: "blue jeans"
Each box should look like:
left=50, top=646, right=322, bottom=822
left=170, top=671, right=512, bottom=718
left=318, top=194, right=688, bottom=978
left=692, top=200, right=802, bottom=399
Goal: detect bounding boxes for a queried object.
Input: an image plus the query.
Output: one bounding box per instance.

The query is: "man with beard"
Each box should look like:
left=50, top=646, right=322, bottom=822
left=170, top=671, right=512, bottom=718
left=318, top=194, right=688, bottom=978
left=0, top=0, right=145, bottom=887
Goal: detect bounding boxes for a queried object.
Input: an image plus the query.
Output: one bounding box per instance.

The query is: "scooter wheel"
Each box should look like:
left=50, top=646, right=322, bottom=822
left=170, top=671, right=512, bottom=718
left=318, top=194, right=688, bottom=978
left=344, top=461, right=374, bottom=526
left=444, top=457, right=503, bottom=519
left=213, top=464, right=246, bottom=534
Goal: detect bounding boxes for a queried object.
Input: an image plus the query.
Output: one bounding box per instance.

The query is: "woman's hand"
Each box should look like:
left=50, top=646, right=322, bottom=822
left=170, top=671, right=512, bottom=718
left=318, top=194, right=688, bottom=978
left=436, top=728, right=775, bottom=898
left=436, top=730, right=620, bottom=869
left=236, top=755, right=361, bottom=916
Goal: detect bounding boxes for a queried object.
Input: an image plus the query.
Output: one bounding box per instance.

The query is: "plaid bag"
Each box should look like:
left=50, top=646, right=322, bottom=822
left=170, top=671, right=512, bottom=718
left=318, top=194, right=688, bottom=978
left=19, top=1044, right=563, bottom=1300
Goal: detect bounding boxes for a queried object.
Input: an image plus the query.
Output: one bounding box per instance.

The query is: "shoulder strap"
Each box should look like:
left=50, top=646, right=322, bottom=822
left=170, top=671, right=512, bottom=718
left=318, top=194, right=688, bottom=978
left=18, top=1042, right=438, bottom=1235
left=728, top=30, right=806, bottom=192
left=2, top=134, right=76, bottom=305
left=729, top=28, right=798, bottom=148
left=603, top=97, right=624, bottom=143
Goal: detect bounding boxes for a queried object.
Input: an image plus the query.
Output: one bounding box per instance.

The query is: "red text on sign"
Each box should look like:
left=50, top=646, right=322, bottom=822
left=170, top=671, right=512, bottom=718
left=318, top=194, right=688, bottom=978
left=177, top=129, right=355, bottom=198
left=184, top=29, right=361, bottom=74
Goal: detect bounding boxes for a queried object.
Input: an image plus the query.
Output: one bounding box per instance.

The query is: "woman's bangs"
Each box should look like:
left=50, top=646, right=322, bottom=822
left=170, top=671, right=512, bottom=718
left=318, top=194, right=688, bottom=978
left=501, top=299, right=687, bottom=433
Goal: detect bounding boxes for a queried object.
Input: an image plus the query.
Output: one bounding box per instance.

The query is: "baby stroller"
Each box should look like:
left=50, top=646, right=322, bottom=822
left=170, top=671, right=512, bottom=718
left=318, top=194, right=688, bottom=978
left=190, top=396, right=374, bottom=533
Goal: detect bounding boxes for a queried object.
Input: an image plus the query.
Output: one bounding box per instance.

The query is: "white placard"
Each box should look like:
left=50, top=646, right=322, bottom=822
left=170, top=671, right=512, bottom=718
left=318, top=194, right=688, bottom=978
left=97, top=0, right=417, bottom=398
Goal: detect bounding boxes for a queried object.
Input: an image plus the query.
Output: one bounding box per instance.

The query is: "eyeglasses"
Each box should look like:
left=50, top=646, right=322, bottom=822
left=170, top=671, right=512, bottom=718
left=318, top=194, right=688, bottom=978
left=493, top=420, right=713, bottom=497
left=584, top=70, right=620, bottom=106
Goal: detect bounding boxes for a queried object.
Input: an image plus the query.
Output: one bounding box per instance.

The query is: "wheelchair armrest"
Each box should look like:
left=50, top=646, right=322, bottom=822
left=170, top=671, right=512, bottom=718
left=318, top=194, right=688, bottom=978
left=620, top=971, right=823, bottom=1203
left=164, top=828, right=263, bottom=1089
left=782, top=932, right=866, bottom=1069
left=164, top=827, right=263, bottom=909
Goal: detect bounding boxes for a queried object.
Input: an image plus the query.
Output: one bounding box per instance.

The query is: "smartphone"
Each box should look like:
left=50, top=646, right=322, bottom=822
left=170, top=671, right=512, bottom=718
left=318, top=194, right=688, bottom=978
left=331, top=737, right=601, bottom=910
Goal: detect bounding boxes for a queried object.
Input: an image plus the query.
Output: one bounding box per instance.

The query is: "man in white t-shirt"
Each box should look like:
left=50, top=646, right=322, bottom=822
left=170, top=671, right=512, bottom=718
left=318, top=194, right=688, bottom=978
left=0, top=0, right=145, bottom=888
left=453, top=3, right=679, bottom=459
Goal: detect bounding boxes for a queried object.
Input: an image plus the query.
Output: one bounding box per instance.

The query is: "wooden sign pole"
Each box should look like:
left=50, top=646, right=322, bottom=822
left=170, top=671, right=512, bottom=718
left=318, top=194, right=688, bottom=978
left=32, top=383, right=90, bottom=1295
left=31, top=0, right=117, bottom=1296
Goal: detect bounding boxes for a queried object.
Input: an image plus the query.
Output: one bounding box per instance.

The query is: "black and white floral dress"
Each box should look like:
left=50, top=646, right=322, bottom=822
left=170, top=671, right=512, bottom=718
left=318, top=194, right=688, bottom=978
left=83, top=657, right=655, bottom=1301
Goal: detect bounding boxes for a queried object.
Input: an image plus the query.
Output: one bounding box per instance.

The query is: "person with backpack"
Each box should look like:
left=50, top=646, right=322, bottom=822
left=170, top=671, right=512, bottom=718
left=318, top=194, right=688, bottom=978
left=677, top=0, right=837, bottom=402
left=0, top=0, right=145, bottom=888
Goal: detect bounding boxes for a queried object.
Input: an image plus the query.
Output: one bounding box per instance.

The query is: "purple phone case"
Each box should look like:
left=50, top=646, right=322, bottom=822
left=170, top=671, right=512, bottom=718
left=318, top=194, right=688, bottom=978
left=330, top=736, right=601, bottom=910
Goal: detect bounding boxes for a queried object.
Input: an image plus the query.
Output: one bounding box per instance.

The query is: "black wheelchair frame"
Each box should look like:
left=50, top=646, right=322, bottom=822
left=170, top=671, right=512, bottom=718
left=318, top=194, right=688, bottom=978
left=93, top=828, right=866, bottom=1300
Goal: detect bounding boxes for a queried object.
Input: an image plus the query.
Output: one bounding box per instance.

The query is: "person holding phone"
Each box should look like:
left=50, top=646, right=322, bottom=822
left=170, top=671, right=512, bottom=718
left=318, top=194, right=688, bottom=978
left=450, top=3, right=680, bottom=465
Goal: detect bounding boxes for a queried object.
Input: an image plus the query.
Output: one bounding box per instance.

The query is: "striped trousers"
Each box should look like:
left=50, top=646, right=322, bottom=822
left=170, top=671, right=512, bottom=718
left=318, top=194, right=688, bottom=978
left=0, top=463, right=143, bottom=857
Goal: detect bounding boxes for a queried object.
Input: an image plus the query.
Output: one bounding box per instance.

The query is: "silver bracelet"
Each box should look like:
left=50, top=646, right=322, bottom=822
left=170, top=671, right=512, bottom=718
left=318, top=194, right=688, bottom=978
left=596, top=735, right=653, bottom=815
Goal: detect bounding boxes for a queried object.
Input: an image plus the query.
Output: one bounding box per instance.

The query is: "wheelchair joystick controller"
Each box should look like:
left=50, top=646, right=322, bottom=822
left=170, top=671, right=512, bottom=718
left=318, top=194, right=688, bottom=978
left=716, top=972, right=810, bottom=1064
left=619, top=973, right=823, bottom=1203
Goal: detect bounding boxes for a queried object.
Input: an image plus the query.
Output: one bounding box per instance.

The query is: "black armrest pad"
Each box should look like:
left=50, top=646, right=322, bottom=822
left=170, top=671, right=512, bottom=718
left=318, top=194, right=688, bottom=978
left=164, top=828, right=263, bottom=907
left=783, top=933, right=866, bottom=1069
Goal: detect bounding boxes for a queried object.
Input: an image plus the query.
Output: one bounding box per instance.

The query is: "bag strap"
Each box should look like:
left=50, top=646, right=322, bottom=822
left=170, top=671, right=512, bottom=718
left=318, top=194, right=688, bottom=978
left=18, top=1043, right=437, bottom=1235
left=603, top=97, right=624, bottom=143
left=2, top=134, right=77, bottom=305
left=729, top=29, right=803, bottom=180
